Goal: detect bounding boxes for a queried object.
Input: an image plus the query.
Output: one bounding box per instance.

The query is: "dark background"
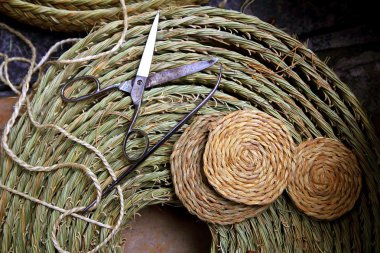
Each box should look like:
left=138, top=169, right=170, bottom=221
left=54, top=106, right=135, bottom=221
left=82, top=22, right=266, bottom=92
left=0, top=1, right=379, bottom=252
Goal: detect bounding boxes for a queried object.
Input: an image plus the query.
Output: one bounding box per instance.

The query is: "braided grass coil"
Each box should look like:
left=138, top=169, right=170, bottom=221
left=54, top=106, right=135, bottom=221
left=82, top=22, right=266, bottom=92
left=1, top=6, right=379, bottom=252
left=170, top=114, right=268, bottom=225
left=0, top=0, right=208, bottom=32
left=203, top=110, right=294, bottom=206
left=287, top=137, right=362, bottom=220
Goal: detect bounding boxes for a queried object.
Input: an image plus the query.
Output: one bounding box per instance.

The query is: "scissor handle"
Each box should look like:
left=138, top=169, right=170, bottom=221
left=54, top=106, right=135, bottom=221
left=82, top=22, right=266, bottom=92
left=122, top=128, right=150, bottom=163
left=61, top=75, right=118, bottom=103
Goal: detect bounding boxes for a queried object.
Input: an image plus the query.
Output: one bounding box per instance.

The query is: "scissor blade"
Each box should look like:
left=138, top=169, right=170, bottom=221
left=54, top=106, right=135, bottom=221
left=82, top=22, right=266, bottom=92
left=146, top=58, right=219, bottom=88
left=136, top=11, right=160, bottom=78
left=117, top=58, right=218, bottom=93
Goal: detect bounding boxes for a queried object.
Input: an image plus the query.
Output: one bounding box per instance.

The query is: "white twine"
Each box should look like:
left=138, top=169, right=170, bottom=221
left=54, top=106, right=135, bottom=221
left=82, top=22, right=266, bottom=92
left=0, top=0, right=130, bottom=251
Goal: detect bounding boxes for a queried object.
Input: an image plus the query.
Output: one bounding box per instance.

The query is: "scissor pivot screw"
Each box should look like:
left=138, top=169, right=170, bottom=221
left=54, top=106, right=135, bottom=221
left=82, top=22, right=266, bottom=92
left=137, top=80, right=143, bottom=85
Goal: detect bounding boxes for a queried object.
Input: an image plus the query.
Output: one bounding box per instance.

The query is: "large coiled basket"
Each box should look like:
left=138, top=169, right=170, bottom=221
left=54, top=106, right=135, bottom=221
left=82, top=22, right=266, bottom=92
left=0, top=6, right=379, bottom=253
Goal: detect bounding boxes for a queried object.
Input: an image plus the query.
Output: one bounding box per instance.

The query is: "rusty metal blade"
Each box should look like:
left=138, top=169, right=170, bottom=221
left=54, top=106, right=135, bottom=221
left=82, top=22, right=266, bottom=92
left=145, top=58, right=218, bottom=88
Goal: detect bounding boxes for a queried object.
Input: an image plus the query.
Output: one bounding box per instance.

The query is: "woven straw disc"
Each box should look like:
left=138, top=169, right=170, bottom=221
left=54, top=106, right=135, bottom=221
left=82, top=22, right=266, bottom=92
left=287, top=137, right=362, bottom=220
left=170, top=114, right=268, bottom=225
left=203, top=110, right=294, bottom=205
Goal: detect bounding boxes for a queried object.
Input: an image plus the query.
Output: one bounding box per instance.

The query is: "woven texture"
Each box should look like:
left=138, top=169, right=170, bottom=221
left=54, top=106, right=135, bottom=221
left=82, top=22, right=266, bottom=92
left=287, top=137, right=362, bottom=220
left=170, top=114, right=268, bottom=225
left=1, top=6, right=379, bottom=253
left=0, top=0, right=208, bottom=32
left=203, top=110, right=294, bottom=205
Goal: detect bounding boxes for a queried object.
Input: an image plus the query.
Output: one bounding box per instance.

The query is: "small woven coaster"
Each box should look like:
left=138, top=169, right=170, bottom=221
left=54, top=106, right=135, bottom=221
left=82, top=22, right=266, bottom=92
left=287, top=137, right=362, bottom=220
left=170, top=114, right=268, bottom=225
left=203, top=110, right=295, bottom=205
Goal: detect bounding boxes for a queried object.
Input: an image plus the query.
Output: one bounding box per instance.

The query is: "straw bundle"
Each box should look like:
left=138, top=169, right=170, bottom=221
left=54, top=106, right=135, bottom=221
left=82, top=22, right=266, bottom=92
left=287, top=137, right=362, bottom=220
left=203, top=110, right=294, bottom=206
left=1, top=6, right=379, bottom=253
left=0, top=0, right=208, bottom=32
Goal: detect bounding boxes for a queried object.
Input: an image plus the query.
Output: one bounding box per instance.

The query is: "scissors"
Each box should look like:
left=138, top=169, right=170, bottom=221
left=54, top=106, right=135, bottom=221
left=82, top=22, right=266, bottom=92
left=61, top=11, right=218, bottom=162
left=60, top=11, right=223, bottom=211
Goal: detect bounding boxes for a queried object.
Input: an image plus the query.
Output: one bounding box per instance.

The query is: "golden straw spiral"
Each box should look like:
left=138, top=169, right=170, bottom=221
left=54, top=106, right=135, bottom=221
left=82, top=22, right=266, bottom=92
left=287, top=137, right=362, bottom=220
left=203, top=110, right=295, bottom=205
left=170, top=114, right=268, bottom=225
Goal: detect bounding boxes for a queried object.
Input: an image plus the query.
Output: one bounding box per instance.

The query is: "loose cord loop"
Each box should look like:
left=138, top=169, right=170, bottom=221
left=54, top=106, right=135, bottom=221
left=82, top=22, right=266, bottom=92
left=0, top=0, right=129, bottom=251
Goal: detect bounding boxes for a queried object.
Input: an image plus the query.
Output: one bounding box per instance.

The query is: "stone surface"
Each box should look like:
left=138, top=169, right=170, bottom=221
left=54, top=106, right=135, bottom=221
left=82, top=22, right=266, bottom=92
left=122, top=206, right=211, bottom=253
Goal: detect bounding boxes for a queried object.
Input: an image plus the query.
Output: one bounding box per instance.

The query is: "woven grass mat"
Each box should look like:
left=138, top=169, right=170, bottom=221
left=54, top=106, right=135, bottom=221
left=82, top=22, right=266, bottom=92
left=288, top=137, right=362, bottom=221
left=0, top=0, right=208, bottom=32
left=1, top=6, right=379, bottom=253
